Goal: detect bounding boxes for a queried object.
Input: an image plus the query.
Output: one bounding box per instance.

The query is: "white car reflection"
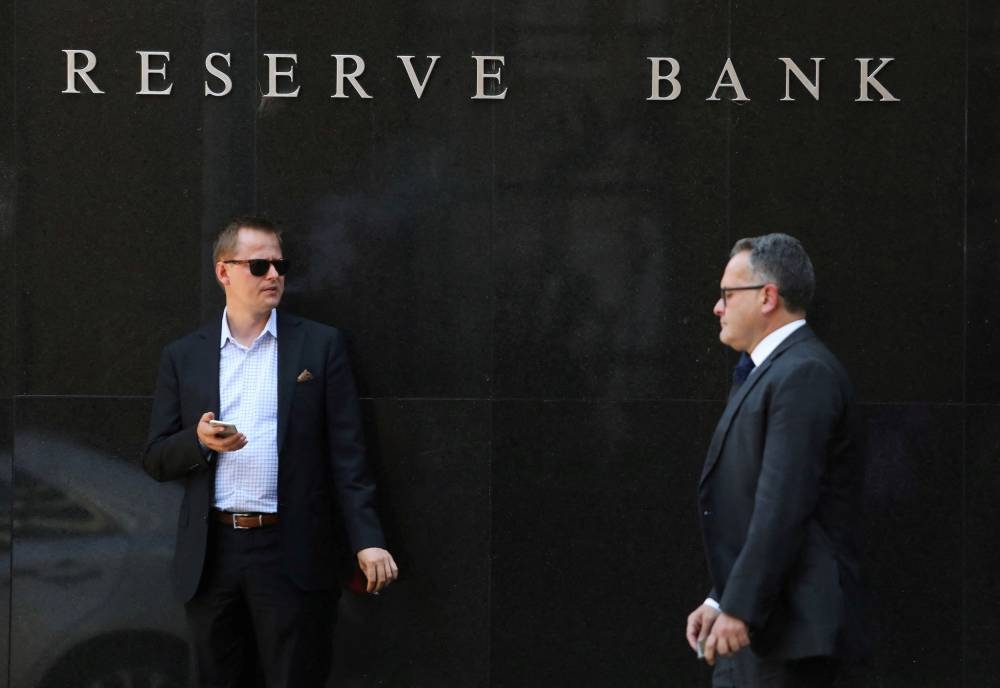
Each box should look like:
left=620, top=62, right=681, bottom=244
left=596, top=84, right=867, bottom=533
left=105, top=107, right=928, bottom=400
left=9, top=432, right=190, bottom=688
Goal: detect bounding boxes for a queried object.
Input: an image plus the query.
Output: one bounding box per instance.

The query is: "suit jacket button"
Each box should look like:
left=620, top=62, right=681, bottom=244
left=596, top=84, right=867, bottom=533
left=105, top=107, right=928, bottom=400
left=703, top=509, right=712, bottom=516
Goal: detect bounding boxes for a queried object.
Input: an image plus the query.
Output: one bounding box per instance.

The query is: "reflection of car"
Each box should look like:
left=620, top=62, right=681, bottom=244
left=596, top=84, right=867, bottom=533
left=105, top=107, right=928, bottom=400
left=8, top=432, right=190, bottom=688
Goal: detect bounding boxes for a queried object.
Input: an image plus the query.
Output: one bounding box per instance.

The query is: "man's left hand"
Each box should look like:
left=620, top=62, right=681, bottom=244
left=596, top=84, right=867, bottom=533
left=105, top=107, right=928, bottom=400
left=703, top=612, right=750, bottom=666
left=357, top=548, right=399, bottom=593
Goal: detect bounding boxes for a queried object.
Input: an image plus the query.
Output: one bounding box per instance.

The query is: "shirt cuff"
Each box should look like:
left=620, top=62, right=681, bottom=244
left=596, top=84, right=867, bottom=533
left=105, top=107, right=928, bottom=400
left=703, top=597, right=720, bottom=611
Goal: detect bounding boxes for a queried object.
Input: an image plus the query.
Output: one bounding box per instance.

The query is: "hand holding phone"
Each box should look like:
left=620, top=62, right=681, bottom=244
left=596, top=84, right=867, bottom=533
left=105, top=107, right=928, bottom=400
left=197, top=412, right=247, bottom=452
left=208, top=419, right=238, bottom=437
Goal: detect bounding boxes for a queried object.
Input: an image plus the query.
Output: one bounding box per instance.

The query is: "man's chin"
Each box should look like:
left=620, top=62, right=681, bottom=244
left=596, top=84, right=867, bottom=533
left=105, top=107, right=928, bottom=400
left=719, top=332, right=742, bottom=352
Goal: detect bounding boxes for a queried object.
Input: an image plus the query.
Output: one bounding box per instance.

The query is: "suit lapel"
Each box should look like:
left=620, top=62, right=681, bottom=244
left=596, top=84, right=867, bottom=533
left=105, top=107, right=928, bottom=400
left=699, top=325, right=815, bottom=487
left=196, top=318, right=222, bottom=417
left=699, top=358, right=772, bottom=486
left=276, top=311, right=305, bottom=454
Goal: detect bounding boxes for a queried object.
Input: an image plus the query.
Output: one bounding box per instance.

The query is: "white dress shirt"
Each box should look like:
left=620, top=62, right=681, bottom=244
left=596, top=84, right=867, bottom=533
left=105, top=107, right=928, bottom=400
left=213, top=308, right=280, bottom=513
left=749, top=319, right=807, bottom=368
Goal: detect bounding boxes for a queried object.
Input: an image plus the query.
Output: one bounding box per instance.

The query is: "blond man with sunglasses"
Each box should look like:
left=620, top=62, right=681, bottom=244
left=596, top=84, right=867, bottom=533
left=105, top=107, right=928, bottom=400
left=144, top=216, right=397, bottom=688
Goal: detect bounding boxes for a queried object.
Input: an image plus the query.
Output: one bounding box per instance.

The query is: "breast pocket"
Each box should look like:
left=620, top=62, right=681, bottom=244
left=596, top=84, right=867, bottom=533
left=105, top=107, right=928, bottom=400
left=291, top=370, right=324, bottom=409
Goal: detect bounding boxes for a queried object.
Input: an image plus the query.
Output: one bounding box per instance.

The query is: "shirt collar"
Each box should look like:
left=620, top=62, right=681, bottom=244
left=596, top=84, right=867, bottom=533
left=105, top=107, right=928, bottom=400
left=749, top=319, right=807, bottom=367
left=220, top=308, right=278, bottom=349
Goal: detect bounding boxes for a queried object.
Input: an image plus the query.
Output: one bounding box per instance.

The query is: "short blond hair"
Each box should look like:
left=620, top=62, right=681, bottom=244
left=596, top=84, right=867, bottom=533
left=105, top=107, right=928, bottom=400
left=213, top=216, right=283, bottom=262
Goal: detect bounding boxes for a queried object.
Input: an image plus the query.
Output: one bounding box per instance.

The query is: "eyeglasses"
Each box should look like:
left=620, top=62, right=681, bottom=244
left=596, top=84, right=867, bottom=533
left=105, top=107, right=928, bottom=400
left=222, top=258, right=290, bottom=276
left=719, top=284, right=767, bottom=306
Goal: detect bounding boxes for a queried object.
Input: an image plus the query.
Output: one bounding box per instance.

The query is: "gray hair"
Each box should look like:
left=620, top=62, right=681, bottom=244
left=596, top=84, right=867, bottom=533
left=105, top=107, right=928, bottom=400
left=730, top=233, right=814, bottom=313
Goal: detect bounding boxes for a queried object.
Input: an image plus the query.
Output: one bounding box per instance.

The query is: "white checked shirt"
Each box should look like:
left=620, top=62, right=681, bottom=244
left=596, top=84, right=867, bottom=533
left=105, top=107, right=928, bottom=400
left=213, top=308, right=280, bottom=513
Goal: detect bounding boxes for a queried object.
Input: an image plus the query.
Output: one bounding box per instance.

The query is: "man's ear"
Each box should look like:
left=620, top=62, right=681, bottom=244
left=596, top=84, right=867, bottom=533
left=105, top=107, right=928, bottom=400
left=760, top=284, right=780, bottom=314
left=215, top=261, right=230, bottom=287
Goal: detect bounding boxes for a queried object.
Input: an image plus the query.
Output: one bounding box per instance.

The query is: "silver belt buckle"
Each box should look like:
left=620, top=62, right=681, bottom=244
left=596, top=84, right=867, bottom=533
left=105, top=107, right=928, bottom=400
left=232, top=512, right=251, bottom=529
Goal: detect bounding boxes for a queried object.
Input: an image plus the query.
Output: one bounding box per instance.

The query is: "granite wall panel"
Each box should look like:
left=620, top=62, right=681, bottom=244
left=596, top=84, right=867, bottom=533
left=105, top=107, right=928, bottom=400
left=333, top=399, right=491, bottom=687
left=967, top=2, right=1000, bottom=404
left=3, top=0, right=15, bottom=681
left=965, top=406, right=1000, bottom=686
left=493, top=1, right=731, bottom=401
left=0, top=0, right=13, bottom=399
left=853, top=404, right=964, bottom=686
left=723, top=0, right=965, bottom=401
left=255, top=1, right=495, bottom=399
left=730, top=0, right=966, bottom=404
left=15, top=1, right=203, bottom=396
left=491, top=400, right=721, bottom=687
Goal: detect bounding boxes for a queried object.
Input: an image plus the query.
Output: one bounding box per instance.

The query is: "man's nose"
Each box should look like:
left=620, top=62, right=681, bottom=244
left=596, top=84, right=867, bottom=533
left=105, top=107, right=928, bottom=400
left=713, top=298, right=725, bottom=316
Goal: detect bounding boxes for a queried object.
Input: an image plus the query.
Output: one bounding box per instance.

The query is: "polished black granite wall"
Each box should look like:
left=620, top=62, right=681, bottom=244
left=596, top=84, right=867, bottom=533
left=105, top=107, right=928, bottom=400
left=5, top=1, right=997, bottom=687
left=2, top=0, right=14, bottom=682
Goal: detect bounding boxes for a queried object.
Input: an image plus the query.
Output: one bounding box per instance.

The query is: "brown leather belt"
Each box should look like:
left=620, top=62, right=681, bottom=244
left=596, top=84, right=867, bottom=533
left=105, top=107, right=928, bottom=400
left=212, top=509, right=279, bottom=529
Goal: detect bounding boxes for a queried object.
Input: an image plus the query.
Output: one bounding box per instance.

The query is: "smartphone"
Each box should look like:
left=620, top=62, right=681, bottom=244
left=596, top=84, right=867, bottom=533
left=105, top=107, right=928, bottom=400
left=208, top=419, right=238, bottom=437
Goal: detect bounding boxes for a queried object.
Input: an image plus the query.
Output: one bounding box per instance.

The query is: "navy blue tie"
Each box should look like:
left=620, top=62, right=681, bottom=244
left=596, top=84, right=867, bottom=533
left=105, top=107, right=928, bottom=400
left=732, top=352, right=755, bottom=386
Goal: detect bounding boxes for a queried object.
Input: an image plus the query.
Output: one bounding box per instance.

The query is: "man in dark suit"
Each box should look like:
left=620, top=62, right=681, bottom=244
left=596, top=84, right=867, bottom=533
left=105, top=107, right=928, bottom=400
left=143, top=216, right=398, bottom=688
left=685, top=234, right=865, bottom=687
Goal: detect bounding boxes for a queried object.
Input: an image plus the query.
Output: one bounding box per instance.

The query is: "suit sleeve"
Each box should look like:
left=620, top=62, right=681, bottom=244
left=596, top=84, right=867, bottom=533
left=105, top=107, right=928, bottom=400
left=326, top=330, right=386, bottom=553
left=719, top=359, right=842, bottom=629
left=142, top=344, right=212, bottom=482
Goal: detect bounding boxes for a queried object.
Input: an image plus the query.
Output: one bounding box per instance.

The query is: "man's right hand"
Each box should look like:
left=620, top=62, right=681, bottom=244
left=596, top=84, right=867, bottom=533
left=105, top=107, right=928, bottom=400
left=196, top=411, right=248, bottom=453
left=686, top=603, right=721, bottom=654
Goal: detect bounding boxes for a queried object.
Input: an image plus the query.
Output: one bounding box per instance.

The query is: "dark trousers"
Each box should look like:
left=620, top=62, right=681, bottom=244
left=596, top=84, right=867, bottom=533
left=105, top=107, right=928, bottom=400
left=185, top=522, right=339, bottom=688
left=712, top=650, right=839, bottom=688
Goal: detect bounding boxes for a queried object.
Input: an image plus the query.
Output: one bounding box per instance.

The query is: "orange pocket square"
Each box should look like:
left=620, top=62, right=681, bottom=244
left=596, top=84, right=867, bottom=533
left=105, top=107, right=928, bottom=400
left=296, top=369, right=314, bottom=382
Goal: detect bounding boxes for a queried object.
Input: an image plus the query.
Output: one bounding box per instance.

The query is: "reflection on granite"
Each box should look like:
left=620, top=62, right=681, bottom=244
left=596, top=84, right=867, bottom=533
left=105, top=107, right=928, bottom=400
left=0, top=399, right=11, bottom=686
left=10, top=430, right=189, bottom=688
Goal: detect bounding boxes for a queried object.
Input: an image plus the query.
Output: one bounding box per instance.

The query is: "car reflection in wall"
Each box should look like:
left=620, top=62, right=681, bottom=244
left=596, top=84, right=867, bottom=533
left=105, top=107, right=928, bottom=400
left=9, top=432, right=190, bottom=688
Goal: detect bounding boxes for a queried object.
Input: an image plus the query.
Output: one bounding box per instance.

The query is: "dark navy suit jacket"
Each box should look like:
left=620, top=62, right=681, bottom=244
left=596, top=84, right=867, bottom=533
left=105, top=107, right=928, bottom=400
left=699, top=325, right=867, bottom=660
left=143, top=310, right=385, bottom=601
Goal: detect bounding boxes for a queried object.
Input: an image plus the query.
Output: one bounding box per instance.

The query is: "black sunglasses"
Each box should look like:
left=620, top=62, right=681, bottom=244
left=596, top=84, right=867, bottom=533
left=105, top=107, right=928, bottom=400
left=222, top=258, right=290, bottom=276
